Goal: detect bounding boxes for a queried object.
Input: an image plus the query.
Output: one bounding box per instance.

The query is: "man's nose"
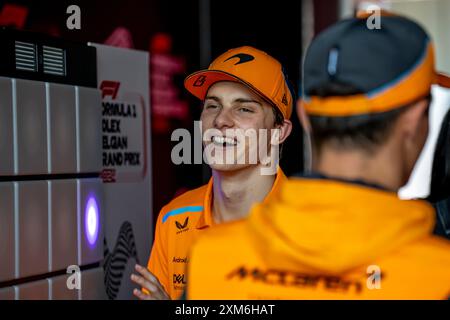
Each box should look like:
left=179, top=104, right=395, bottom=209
left=213, top=108, right=234, bottom=129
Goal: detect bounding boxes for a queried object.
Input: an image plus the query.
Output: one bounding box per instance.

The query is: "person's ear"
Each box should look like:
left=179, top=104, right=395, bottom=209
left=396, top=98, right=430, bottom=184
left=296, top=100, right=312, bottom=134
left=272, top=119, right=292, bottom=145
left=398, top=98, right=429, bottom=144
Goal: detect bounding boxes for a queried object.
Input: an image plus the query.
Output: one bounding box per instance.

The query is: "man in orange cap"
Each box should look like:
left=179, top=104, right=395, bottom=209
left=186, top=15, right=450, bottom=299
left=130, top=46, right=294, bottom=299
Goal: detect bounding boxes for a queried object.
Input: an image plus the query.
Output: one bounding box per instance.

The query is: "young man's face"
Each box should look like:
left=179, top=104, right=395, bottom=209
left=200, top=81, right=279, bottom=172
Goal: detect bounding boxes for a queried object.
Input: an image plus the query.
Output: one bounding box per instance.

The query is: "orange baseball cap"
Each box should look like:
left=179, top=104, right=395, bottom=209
left=184, top=46, right=293, bottom=119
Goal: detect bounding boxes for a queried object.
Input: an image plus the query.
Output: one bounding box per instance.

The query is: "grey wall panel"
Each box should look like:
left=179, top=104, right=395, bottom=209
left=50, top=180, right=77, bottom=272
left=49, top=274, right=79, bottom=300
left=0, top=183, right=14, bottom=282
left=80, top=268, right=107, bottom=300
left=48, top=83, right=77, bottom=174
left=0, top=287, right=15, bottom=300
left=15, top=79, right=47, bottom=175
left=18, top=181, right=49, bottom=278
left=77, top=87, right=102, bottom=173
left=78, top=179, right=103, bottom=266
left=0, top=77, right=13, bottom=175
left=16, top=280, right=48, bottom=300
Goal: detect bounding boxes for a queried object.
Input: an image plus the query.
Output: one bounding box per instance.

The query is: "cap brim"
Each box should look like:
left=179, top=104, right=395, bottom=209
left=435, top=71, right=450, bottom=88
left=184, top=70, right=246, bottom=100
left=184, top=69, right=290, bottom=118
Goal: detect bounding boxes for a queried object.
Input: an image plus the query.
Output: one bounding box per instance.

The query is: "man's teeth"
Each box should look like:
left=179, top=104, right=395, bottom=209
left=212, top=136, right=237, bottom=146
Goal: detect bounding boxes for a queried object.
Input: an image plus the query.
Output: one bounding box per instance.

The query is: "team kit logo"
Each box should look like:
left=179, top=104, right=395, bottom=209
left=173, top=273, right=187, bottom=285
left=226, top=266, right=383, bottom=292
left=173, top=273, right=187, bottom=291
left=175, top=217, right=189, bottom=234
left=172, top=256, right=189, bottom=264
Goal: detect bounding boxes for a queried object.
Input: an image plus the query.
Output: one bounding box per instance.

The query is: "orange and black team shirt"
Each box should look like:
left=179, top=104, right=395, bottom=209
left=147, top=168, right=286, bottom=300
left=187, top=177, right=450, bottom=299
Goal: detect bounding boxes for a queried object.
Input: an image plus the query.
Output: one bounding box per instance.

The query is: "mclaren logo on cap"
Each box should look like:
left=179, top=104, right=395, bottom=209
left=224, top=53, right=255, bottom=65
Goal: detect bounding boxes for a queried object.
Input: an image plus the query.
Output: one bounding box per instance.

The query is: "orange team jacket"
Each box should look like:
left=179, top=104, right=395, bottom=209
left=187, top=177, right=450, bottom=299
left=147, top=168, right=286, bottom=299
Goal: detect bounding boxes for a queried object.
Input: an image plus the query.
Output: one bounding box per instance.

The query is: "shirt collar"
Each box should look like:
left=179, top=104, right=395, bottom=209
left=294, top=171, right=390, bottom=192
left=196, top=177, right=214, bottom=229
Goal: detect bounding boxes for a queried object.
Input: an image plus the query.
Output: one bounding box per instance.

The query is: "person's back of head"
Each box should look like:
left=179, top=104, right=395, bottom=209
left=301, top=14, right=450, bottom=191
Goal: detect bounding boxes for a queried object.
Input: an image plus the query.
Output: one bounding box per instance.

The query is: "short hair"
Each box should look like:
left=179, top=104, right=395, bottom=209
left=272, top=106, right=285, bottom=126
left=269, top=106, right=287, bottom=163
left=307, top=82, right=430, bottom=154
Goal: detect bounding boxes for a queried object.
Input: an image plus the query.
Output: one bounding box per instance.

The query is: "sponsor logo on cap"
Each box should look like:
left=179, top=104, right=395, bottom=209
left=282, top=93, right=288, bottom=106
left=193, top=75, right=207, bottom=87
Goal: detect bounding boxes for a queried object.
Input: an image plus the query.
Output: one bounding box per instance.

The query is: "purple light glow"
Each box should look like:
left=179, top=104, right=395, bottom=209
left=85, top=196, right=99, bottom=246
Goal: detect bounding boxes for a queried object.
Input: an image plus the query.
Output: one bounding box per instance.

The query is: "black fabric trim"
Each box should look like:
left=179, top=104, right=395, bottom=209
left=293, top=171, right=391, bottom=192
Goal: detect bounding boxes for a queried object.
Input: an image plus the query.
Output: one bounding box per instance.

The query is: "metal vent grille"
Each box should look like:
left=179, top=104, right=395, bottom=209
left=15, top=41, right=37, bottom=72
left=42, top=46, right=66, bottom=76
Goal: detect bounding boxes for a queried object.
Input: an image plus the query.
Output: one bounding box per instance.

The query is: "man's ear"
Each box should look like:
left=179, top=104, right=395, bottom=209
left=272, top=119, right=292, bottom=145
left=296, top=100, right=312, bottom=133
left=398, top=98, right=429, bottom=142
left=396, top=98, right=430, bottom=184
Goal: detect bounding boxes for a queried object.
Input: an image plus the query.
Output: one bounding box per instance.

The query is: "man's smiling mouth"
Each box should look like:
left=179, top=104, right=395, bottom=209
left=211, top=135, right=238, bottom=147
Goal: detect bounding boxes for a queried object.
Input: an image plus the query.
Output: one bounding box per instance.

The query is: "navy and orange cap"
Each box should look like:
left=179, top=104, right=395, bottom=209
left=301, top=14, right=450, bottom=117
left=184, top=46, right=293, bottom=119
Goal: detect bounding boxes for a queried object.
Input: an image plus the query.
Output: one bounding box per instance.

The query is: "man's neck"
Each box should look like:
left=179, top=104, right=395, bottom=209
left=211, top=165, right=277, bottom=223
left=314, top=143, right=406, bottom=192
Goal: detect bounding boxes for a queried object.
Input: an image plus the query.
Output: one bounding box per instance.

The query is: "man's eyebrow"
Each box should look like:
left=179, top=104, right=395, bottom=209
left=204, top=96, right=262, bottom=106
left=204, top=96, right=221, bottom=103
left=233, top=98, right=262, bottom=106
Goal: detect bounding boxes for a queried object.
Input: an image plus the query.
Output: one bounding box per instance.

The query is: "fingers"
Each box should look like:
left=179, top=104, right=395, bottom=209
left=131, top=264, right=170, bottom=300
left=133, top=288, right=152, bottom=300
left=134, top=264, right=159, bottom=284
left=134, top=264, right=151, bottom=278
left=130, top=273, right=158, bottom=293
left=134, top=264, right=167, bottom=294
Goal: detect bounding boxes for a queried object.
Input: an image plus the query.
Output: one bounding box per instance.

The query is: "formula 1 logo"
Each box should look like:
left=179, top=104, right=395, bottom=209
left=100, top=80, right=121, bottom=99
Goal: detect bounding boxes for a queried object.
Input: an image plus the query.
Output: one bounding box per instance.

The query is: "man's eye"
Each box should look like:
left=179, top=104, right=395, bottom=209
left=239, top=107, right=254, bottom=113
left=205, top=104, right=219, bottom=109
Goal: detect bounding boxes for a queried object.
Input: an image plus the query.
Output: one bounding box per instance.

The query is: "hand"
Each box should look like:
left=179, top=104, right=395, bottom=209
left=130, top=264, right=171, bottom=300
